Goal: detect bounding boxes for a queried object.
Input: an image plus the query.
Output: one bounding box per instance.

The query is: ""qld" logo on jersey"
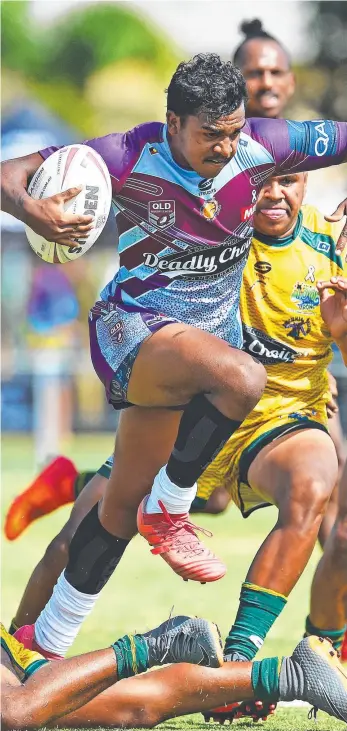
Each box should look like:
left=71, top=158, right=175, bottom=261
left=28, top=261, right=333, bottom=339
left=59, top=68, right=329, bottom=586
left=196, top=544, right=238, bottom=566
left=148, top=200, right=175, bottom=229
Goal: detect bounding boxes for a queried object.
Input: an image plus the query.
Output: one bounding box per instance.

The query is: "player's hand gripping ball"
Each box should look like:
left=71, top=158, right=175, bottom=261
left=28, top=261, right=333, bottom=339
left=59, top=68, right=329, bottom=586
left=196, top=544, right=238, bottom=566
left=25, top=145, right=112, bottom=263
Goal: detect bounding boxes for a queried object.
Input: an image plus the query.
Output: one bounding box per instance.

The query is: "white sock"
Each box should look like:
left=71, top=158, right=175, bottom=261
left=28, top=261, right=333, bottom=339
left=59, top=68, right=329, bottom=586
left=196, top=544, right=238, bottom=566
left=35, top=571, right=100, bottom=656
left=146, top=466, right=197, bottom=514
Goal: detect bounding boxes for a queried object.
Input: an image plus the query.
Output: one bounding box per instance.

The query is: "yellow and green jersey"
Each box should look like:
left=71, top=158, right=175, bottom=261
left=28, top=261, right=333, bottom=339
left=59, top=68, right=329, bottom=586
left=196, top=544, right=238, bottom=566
left=1, top=624, right=47, bottom=681
left=241, top=203, right=346, bottom=416
left=197, top=204, right=346, bottom=515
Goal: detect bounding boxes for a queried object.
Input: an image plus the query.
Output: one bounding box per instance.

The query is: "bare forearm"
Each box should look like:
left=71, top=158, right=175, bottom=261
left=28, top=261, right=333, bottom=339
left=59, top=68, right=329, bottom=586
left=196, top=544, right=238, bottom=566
left=5, top=648, right=118, bottom=729
left=1, top=154, right=42, bottom=223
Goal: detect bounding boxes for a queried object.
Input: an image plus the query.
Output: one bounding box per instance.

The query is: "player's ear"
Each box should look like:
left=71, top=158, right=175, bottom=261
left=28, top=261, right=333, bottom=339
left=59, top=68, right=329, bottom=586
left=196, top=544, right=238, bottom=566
left=167, top=111, right=181, bottom=135
left=303, top=172, right=308, bottom=198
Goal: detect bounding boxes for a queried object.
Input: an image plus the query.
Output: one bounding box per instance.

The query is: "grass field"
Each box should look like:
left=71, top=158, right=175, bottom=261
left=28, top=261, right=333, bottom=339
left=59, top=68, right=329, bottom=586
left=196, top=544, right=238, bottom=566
left=1, top=434, right=345, bottom=730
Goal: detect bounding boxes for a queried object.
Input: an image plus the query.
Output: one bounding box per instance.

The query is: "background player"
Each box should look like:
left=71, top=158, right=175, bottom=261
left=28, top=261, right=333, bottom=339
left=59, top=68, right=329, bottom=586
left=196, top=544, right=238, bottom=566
left=2, top=620, right=347, bottom=729
left=2, top=53, right=347, bottom=667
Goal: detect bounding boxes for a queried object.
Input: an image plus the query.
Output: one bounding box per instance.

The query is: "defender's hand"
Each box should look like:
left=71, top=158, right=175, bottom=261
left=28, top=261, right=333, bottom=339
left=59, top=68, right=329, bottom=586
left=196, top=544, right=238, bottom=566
left=317, top=276, right=347, bottom=342
left=324, top=198, right=347, bottom=255
left=25, top=186, right=94, bottom=247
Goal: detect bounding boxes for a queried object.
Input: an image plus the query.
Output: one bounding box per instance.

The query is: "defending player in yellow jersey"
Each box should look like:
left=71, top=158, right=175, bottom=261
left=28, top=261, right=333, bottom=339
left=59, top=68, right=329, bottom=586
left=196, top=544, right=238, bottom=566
left=197, top=183, right=346, bottom=516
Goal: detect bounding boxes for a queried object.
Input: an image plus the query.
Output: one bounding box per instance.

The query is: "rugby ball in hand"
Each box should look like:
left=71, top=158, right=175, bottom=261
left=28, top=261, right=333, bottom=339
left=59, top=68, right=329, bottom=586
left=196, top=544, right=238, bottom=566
left=25, top=144, right=112, bottom=264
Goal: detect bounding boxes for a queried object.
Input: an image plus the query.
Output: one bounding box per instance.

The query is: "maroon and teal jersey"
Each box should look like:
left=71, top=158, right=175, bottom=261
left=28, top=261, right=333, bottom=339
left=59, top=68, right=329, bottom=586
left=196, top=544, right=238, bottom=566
left=40, top=118, right=347, bottom=349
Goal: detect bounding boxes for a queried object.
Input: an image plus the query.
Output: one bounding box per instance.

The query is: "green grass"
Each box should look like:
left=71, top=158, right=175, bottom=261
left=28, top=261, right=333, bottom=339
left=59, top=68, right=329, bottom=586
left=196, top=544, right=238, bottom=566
left=1, top=434, right=345, bottom=729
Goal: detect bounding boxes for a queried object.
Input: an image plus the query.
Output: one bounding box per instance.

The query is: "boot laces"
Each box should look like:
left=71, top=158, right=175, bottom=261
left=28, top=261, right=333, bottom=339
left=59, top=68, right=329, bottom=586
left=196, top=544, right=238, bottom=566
left=151, top=500, right=213, bottom=556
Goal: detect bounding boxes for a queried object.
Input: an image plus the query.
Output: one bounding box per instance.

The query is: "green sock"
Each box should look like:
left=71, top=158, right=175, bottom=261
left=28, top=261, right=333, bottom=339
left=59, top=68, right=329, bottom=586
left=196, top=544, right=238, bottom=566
left=191, top=496, right=208, bottom=512
left=73, top=471, right=97, bottom=500
left=305, top=615, right=346, bottom=652
left=112, top=634, right=149, bottom=679
left=251, top=656, right=283, bottom=701
left=224, top=582, right=287, bottom=659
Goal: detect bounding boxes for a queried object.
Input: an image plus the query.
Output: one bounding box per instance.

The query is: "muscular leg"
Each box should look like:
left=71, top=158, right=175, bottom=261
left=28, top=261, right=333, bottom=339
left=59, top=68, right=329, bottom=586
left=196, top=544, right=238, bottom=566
left=224, top=428, right=337, bottom=661
left=13, top=474, right=107, bottom=628
left=319, top=408, right=347, bottom=547
left=246, top=429, right=337, bottom=592
left=308, top=460, right=347, bottom=640
left=31, top=325, right=265, bottom=658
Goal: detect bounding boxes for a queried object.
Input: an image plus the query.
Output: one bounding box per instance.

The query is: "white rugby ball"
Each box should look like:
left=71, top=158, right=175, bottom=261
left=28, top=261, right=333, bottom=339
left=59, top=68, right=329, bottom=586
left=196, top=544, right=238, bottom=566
left=25, top=144, right=112, bottom=264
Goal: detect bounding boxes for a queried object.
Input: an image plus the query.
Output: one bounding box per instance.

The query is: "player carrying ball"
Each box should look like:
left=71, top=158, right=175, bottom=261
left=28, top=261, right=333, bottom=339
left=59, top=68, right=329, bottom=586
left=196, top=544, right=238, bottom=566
left=2, top=53, right=347, bottom=664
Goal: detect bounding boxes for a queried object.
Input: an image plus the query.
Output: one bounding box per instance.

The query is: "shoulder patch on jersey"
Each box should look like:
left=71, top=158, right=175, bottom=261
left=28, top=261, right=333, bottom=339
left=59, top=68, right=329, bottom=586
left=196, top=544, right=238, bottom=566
left=300, top=226, right=343, bottom=267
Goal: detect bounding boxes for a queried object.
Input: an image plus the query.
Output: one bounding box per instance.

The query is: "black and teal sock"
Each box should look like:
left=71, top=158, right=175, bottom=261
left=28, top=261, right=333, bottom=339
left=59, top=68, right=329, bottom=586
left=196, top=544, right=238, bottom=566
left=253, top=653, right=308, bottom=703
left=251, top=656, right=282, bottom=702
left=191, top=496, right=208, bottom=512
left=112, top=634, right=149, bottom=679
left=73, top=471, right=97, bottom=500
left=305, top=615, right=346, bottom=652
left=8, top=618, right=19, bottom=636
left=224, top=582, right=287, bottom=660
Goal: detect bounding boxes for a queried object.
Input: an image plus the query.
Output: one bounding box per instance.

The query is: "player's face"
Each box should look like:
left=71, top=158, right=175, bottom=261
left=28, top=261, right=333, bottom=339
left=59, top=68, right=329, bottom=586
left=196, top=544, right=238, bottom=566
left=254, top=173, right=307, bottom=238
left=240, top=39, right=295, bottom=118
left=167, top=106, right=246, bottom=178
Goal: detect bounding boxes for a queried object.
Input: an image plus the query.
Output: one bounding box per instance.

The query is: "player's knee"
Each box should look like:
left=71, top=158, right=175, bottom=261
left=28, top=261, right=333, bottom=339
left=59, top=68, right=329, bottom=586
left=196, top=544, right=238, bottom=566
left=284, top=477, right=332, bottom=531
left=42, top=525, right=73, bottom=571
left=218, top=353, right=266, bottom=418
left=205, top=486, right=231, bottom=514
left=120, top=703, right=162, bottom=727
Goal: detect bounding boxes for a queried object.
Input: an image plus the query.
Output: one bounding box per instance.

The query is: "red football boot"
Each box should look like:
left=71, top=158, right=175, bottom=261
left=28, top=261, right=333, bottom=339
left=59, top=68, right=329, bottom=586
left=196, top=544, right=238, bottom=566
left=14, top=624, right=63, bottom=661
left=137, top=497, right=226, bottom=583
left=341, top=629, right=347, bottom=663
left=4, top=456, right=78, bottom=540
left=204, top=700, right=277, bottom=723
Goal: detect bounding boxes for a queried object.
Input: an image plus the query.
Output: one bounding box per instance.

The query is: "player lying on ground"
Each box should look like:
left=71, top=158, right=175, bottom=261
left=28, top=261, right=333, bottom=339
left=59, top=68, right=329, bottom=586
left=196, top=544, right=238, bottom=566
left=2, top=621, right=347, bottom=729
left=2, top=53, right=347, bottom=680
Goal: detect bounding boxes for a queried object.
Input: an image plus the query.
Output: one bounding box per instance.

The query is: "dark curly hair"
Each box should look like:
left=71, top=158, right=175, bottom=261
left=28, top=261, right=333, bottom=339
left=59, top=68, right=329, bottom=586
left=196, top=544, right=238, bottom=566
left=166, top=53, right=247, bottom=123
left=233, top=19, right=291, bottom=67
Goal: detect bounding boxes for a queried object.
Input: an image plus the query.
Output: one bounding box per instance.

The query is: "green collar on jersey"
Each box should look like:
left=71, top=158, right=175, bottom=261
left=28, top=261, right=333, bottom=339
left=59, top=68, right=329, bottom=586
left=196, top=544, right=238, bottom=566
left=254, top=209, right=303, bottom=248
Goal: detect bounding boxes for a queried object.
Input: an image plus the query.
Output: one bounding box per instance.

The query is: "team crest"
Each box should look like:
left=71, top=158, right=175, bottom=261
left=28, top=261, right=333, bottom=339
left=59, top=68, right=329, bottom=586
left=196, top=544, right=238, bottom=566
left=200, top=199, right=221, bottom=221
left=290, top=281, right=319, bottom=311
left=283, top=317, right=311, bottom=340
left=148, top=200, right=175, bottom=229
left=110, top=320, right=124, bottom=344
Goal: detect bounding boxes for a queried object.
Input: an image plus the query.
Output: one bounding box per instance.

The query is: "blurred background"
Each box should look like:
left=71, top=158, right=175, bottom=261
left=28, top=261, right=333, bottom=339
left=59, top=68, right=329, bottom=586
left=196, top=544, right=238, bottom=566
left=1, top=0, right=347, bottom=664
left=1, top=0, right=347, bottom=463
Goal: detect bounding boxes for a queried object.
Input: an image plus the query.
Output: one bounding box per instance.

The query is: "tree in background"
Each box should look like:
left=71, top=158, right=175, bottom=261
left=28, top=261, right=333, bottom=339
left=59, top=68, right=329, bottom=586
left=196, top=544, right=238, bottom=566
left=1, top=1, right=180, bottom=135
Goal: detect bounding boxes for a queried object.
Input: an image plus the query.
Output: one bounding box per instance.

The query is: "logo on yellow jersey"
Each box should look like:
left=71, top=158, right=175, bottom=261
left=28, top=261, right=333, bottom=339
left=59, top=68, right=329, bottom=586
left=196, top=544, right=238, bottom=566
left=283, top=317, right=311, bottom=340
left=290, top=281, right=319, bottom=311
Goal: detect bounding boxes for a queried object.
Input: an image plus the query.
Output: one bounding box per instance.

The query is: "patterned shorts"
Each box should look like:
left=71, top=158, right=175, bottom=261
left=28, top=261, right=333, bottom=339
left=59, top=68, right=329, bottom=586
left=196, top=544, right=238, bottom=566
left=89, top=300, right=178, bottom=410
